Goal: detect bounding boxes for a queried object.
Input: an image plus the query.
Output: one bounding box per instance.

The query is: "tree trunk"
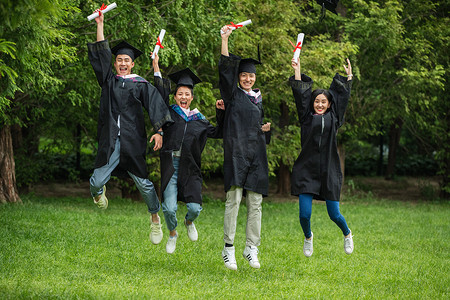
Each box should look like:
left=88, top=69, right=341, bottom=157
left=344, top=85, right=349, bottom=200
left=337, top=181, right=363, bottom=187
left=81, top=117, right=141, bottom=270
left=377, top=133, right=384, bottom=176
left=440, top=113, right=450, bottom=199
left=440, top=152, right=450, bottom=199
left=385, top=118, right=403, bottom=180
left=276, top=163, right=291, bottom=195
left=0, top=125, right=21, bottom=203
left=75, top=124, right=81, bottom=172
left=276, top=101, right=291, bottom=195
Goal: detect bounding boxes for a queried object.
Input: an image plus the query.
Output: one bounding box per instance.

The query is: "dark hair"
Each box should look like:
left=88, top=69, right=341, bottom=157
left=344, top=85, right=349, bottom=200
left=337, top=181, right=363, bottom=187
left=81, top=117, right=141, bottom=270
left=311, top=89, right=332, bottom=111
left=174, top=85, right=194, bottom=97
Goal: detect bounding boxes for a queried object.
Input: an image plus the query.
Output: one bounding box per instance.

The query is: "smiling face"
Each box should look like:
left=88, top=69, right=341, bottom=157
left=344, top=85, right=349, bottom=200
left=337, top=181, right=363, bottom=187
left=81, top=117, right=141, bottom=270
left=239, top=72, right=256, bottom=92
left=313, top=93, right=331, bottom=115
left=114, top=54, right=135, bottom=76
left=174, top=86, right=193, bottom=109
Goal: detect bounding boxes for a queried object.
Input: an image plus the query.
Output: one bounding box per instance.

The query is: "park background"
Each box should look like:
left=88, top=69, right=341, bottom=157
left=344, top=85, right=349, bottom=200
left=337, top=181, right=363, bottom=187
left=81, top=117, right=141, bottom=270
left=0, top=0, right=448, bottom=298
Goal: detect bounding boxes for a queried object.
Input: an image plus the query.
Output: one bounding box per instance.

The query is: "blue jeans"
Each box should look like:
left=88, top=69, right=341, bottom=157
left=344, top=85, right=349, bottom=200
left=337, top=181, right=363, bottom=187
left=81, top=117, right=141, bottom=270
left=299, top=193, right=350, bottom=238
left=162, top=156, right=202, bottom=231
left=89, top=138, right=160, bottom=214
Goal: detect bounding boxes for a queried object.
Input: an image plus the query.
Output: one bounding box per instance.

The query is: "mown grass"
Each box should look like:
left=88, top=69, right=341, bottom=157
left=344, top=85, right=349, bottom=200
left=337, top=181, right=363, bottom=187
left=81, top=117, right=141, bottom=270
left=0, top=193, right=448, bottom=299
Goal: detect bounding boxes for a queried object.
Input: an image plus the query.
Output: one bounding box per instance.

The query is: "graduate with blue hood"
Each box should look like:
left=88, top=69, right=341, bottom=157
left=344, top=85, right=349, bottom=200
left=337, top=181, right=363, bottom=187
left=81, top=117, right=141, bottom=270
left=151, top=56, right=225, bottom=254
left=87, top=12, right=173, bottom=245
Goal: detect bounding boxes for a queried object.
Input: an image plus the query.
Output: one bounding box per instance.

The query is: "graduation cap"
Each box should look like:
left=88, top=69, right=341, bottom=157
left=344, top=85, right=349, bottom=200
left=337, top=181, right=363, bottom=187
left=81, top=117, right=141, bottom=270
left=238, top=58, right=262, bottom=74
left=238, top=44, right=262, bottom=74
left=168, top=68, right=202, bottom=88
left=315, top=0, right=339, bottom=21
left=111, top=41, right=143, bottom=61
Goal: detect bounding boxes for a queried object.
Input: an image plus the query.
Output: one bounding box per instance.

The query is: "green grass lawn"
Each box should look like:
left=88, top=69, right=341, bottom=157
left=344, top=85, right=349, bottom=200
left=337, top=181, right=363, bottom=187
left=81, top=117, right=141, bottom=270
left=0, top=193, right=448, bottom=299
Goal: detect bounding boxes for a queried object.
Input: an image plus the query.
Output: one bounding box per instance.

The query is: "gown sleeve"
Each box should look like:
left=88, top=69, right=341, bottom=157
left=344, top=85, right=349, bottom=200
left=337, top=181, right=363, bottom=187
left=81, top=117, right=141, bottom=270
left=154, top=75, right=172, bottom=107
left=140, top=83, right=174, bottom=131
left=329, top=73, right=352, bottom=128
left=289, top=74, right=314, bottom=124
left=218, top=53, right=241, bottom=106
left=87, top=40, right=114, bottom=87
left=206, top=108, right=225, bottom=139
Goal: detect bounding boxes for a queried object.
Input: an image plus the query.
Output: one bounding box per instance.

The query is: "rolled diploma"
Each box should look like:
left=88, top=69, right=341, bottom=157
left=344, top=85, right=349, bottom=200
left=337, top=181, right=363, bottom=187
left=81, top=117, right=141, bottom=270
left=220, top=19, right=252, bottom=34
left=151, top=29, right=166, bottom=59
left=87, top=2, right=117, bottom=21
left=293, top=33, right=305, bottom=61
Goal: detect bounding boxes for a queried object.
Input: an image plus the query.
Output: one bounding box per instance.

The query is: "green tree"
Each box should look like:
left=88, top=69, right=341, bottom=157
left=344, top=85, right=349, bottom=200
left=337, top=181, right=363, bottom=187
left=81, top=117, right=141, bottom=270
left=344, top=0, right=447, bottom=195
left=0, top=0, right=78, bottom=203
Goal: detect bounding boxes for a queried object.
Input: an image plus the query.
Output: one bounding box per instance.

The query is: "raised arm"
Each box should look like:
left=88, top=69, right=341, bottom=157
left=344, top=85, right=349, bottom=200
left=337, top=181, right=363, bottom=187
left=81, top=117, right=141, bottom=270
left=87, top=11, right=112, bottom=86
left=95, top=10, right=105, bottom=41
left=291, top=57, right=301, bottom=81
left=220, top=25, right=232, bottom=57
left=152, top=53, right=171, bottom=107
left=329, top=59, right=353, bottom=127
left=218, top=25, right=240, bottom=105
left=290, top=56, right=313, bottom=123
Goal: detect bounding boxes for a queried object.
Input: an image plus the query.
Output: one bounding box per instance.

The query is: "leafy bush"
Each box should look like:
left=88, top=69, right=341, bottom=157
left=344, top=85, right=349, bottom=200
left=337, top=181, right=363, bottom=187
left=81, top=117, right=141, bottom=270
left=15, top=152, right=96, bottom=188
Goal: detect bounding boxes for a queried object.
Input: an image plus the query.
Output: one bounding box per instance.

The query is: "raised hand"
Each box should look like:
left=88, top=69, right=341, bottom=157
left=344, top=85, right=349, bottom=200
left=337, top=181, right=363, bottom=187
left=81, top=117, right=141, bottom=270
left=152, top=53, right=160, bottom=73
left=94, top=8, right=104, bottom=24
left=220, top=25, right=233, bottom=39
left=344, top=58, right=353, bottom=80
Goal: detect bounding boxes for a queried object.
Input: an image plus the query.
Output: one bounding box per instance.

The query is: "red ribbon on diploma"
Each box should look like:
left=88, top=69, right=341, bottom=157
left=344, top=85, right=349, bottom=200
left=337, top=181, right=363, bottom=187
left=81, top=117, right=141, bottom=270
left=230, top=22, right=243, bottom=29
left=97, top=3, right=108, bottom=16
left=293, top=42, right=302, bottom=52
left=156, top=37, right=164, bottom=48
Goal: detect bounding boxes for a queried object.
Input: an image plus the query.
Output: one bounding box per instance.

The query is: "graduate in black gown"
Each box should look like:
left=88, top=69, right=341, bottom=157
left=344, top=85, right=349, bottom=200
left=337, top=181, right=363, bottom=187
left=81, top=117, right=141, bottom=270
left=151, top=54, right=225, bottom=254
left=290, top=55, right=354, bottom=257
left=87, top=12, right=173, bottom=245
left=219, top=24, right=272, bottom=270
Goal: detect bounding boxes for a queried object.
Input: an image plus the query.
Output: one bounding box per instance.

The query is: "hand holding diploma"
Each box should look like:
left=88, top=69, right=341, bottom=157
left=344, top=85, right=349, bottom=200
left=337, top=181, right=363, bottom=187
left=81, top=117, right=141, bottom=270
left=151, top=29, right=166, bottom=60
left=220, top=19, right=252, bottom=34
left=87, top=2, right=117, bottom=21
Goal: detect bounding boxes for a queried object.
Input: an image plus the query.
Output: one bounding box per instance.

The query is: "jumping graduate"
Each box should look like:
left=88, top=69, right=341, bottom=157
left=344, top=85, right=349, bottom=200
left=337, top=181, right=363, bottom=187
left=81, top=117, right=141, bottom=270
left=290, top=55, right=354, bottom=257
left=151, top=55, right=225, bottom=254
left=87, top=12, right=173, bottom=245
left=219, top=24, right=271, bottom=270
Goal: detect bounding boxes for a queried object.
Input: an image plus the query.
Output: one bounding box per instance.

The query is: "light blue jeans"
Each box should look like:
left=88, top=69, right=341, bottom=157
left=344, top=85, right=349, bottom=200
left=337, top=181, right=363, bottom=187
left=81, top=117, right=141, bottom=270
left=162, top=156, right=202, bottom=231
left=89, top=138, right=160, bottom=214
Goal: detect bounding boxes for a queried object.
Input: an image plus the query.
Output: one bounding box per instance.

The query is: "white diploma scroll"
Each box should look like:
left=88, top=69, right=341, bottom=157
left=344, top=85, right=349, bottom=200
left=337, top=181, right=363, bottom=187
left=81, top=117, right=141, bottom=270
left=293, top=33, right=305, bottom=61
left=220, top=19, right=252, bottom=34
left=151, top=29, right=166, bottom=60
left=87, top=2, right=117, bottom=21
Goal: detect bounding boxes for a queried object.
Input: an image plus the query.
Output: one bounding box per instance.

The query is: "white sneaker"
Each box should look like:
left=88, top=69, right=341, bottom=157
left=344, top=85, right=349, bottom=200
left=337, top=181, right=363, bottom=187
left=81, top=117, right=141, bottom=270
left=243, top=245, right=260, bottom=269
left=222, top=246, right=237, bottom=270
left=184, top=219, right=198, bottom=242
left=303, top=232, right=313, bottom=257
left=166, top=234, right=178, bottom=254
left=149, top=216, right=163, bottom=245
left=344, top=230, right=354, bottom=254
left=93, top=185, right=108, bottom=209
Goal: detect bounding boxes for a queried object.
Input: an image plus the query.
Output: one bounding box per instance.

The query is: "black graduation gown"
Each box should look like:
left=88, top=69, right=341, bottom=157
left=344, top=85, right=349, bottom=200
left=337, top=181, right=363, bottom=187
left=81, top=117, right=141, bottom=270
left=154, top=76, right=224, bottom=205
left=289, top=73, right=352, bottom=201
left=87, top=40, right=173, bottom=179
left=219, top=54, right=270, bottom=196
